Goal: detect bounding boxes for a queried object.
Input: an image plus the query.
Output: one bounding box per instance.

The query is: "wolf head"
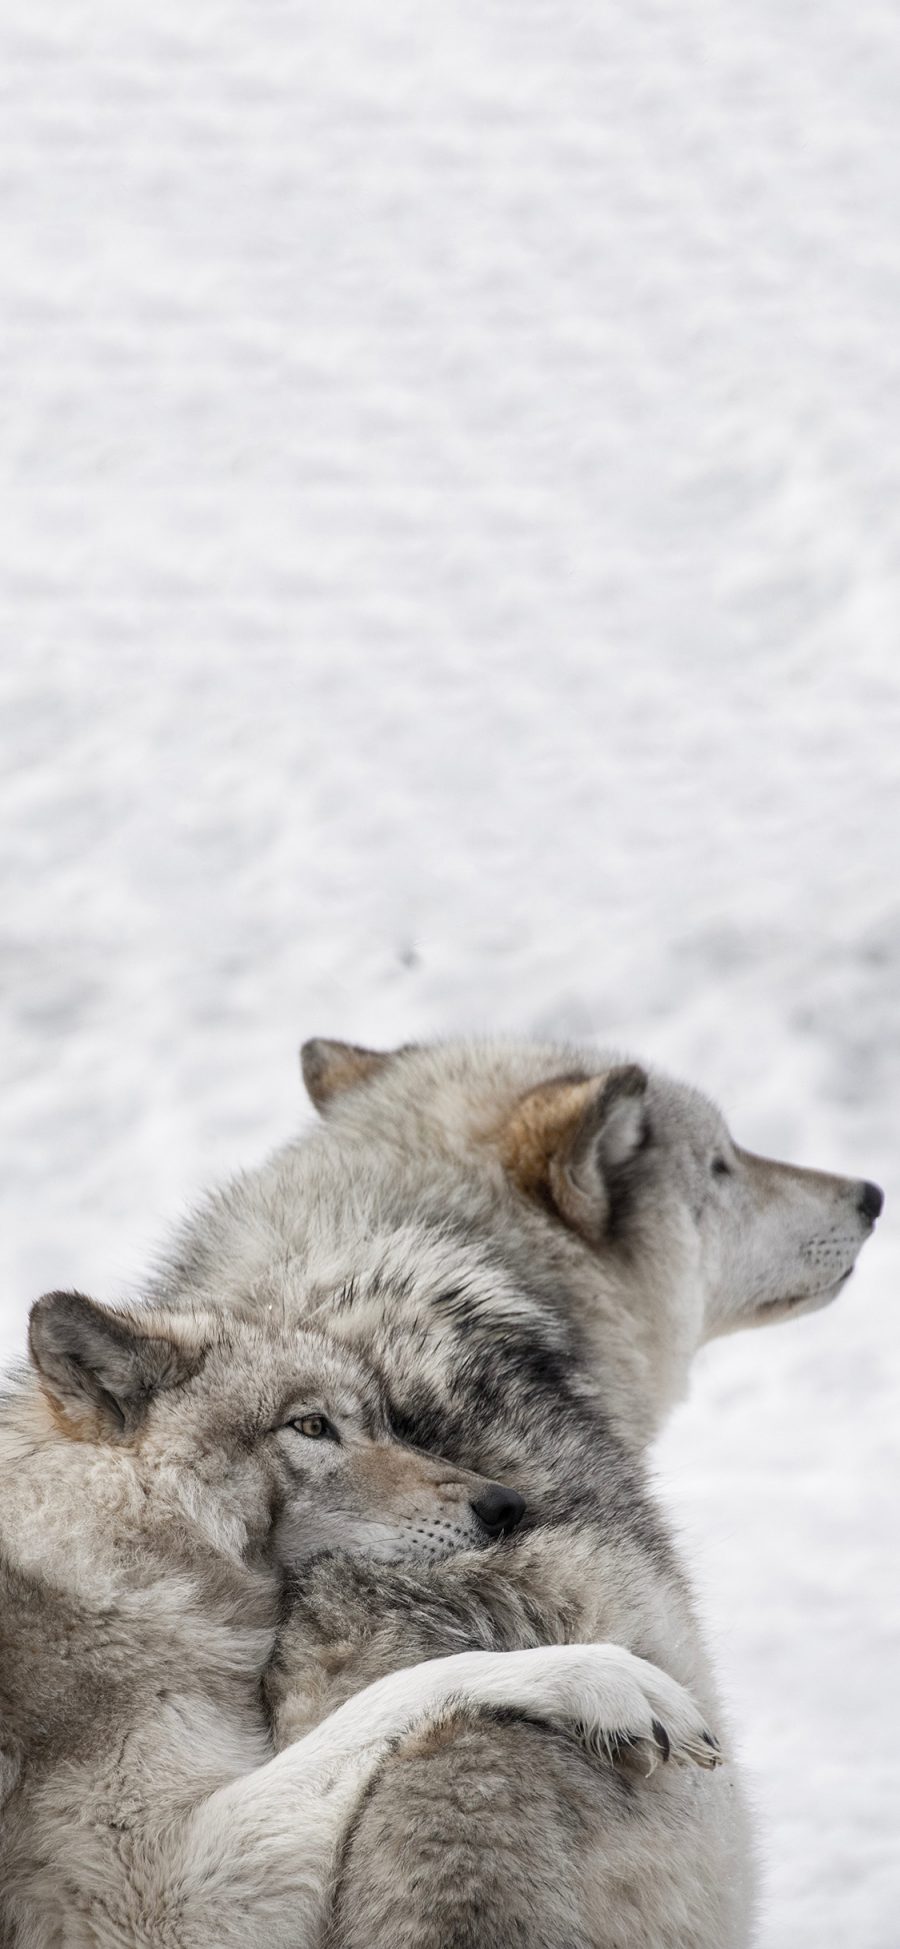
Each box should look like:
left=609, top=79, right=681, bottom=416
left=301, top=1037, right=882, bottom=1388
left=26, top=1292, right=525, bottom=1571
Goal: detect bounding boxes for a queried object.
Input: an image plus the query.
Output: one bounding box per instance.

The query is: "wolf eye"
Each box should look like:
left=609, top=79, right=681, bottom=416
left=291, top=1414, right=338, bottom=1441
left=711, top=1156, right=732, bottom=1178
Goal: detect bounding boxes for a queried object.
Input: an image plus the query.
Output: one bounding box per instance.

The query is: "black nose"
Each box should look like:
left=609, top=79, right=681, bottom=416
left=859, top=1180, right=884, bottom=1222
left=471, top=1483, right=526, bottom=1537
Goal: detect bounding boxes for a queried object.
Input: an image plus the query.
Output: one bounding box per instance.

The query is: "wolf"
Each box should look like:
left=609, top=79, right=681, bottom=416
left=151, top=1036, right=883, bottom=1949
left=0, top=1290, right=717, bottom=1948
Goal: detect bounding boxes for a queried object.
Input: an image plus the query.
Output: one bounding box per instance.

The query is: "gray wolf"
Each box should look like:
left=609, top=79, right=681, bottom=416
left=155, top=1036, right=881, bottom=1949
left=0, top=1290, right=717, bottom=1948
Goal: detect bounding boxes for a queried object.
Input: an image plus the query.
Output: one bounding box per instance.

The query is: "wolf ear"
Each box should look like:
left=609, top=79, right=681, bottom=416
left=301, top=1038, right=393, bottom=1113
left=28, top=1291, right=200, bottom=1439
left=498, top=1065, right=649, bottom=1244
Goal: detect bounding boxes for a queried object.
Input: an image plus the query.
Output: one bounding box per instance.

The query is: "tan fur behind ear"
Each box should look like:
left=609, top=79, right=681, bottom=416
left=495, top=1066, right=648, bottom=1242
left=39, top=1388, right=116, bottom=1446
left=496, top=1076, right=602, bottom=1211
left=300, top=1038, right=393, bottom=1112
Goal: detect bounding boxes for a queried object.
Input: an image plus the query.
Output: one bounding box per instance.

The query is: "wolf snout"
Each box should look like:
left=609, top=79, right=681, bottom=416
left=858, top=1180, right=884, bottom=1223
left=470, top=1483, right=526, bottom=1538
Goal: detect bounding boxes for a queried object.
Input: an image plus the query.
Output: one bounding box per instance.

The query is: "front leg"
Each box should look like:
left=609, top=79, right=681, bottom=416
left=166, top=1646, right=719, bottom=1949
left=268, top=1527, right=604, bottom=1745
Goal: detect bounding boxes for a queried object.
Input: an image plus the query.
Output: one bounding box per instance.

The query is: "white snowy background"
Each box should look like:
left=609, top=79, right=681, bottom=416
left=2, top=2, right=899, bottom=1941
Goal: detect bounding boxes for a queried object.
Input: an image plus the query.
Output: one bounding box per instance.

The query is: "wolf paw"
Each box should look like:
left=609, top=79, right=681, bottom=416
left=565, top=1645, right=723, bottom=1775
left=437, top=1641, right=722, bottom=1779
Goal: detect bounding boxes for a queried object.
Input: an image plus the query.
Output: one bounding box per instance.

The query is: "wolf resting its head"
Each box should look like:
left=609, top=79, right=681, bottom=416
left=26, top=1291, right=526, bottom=1571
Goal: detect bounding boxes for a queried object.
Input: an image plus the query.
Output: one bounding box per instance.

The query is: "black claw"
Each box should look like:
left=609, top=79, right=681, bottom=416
left=651, top=1718, right=671, bottom=1761
left=701, top=1730, right=719, bottom=1753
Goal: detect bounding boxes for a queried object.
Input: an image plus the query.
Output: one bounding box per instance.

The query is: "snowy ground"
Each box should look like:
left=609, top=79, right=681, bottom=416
left=2, top=2, right=899, bottom=1941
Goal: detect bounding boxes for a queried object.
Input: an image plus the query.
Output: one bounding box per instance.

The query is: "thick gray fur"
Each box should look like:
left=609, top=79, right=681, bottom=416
left=151, top=1036, right=879, bottom=1949
left=8, top=1290, right=697, bottom=1945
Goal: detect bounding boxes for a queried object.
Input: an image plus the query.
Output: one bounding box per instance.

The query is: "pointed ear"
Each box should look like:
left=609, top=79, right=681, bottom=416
left=498, top=1065, right=649, bottom=1243
left=28, top=1291, right=201, bottom=1440
left=300, top=1038, right=393, bottom=1113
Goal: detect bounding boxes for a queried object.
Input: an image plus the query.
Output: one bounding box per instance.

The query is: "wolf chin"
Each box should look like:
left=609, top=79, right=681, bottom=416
left=146, top=1036, right=881, bottom=1949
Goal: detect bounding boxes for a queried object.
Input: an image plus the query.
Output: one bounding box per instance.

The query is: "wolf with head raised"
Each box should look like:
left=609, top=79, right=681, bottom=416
left=149, top=1035, right=882, bottom=1949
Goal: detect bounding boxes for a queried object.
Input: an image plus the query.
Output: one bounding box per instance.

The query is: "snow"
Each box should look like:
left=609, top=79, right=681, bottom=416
left=2, top=1, right=899, bottom=1940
